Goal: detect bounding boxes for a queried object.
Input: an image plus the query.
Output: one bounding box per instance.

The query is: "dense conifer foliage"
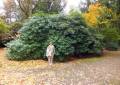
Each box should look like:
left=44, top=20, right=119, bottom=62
left=6, top=14, right=103, bottom=61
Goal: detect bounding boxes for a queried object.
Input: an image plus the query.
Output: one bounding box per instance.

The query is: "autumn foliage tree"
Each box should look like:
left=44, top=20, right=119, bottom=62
left=84, top=2, right=113, bottom=28
left=84, top=2, right=120, bottom=50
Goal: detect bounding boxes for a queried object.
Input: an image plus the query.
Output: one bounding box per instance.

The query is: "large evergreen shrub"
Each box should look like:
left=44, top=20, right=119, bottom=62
left=6, top=14, right=103, bottom=61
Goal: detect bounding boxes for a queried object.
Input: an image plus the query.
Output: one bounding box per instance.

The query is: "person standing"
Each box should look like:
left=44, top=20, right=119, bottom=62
left=46, top=42, right=55, bottom=65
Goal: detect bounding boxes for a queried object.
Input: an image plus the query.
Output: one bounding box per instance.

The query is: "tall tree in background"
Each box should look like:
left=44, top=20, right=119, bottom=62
left=16, top=0, right=33, bottom=19
left=99, top=0, right=120, bottom=14
left=99, top=0, right=120, bottom=28
left=4, top=0, right=17, bottom=23
left=33, top=0, right=61, bottom=13
left=3, top=0, right=61, bottom=21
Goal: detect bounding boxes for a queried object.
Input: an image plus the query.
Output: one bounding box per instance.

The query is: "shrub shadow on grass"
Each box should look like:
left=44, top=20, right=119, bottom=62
left=7, top=53, right=103, bottom=64
left=62, top=53, right=104, bottom=63
left=11, top=53, right=103, bottom=61
left=6, top=50, right=104, bottom=63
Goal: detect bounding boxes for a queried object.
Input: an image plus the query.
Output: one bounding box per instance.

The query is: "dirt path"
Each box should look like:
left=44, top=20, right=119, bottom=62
left=0, top=48, right=120, bottom=85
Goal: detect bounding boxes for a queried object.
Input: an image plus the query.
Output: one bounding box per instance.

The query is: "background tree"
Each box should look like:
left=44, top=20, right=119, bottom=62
left=4, top=0, right=17, bottom=23
left=33, top=0, right=61, bottom=13
left=99, top=0, right=120, bottom=28
left=99, top=0, right=120, bottom=14
left=16, top=0, right=33, bottom=19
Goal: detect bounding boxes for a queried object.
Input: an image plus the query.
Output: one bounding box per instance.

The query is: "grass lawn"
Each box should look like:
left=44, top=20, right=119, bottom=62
left=0, top=48, right=119, bottom=70
left=0, top=48, right=120, bottom=85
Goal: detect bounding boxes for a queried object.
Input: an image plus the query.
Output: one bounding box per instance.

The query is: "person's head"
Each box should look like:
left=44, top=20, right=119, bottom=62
left=49, top=42, right=52, bottom=45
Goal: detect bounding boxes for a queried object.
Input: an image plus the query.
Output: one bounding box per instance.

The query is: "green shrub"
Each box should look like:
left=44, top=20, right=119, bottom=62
left=105, top=41, right=119, bottom=51
left=8, top=21, right=23, bottom=40
left=6, top=14, right=103, bottom=61
left=101, top=27, right=120, bottom=50
left=10, top=22, right=23, bottom=31
left=32, top=11, right=52, bottom=17
left=0, top=19, right=9, bottom=33
left=6, top=39, right=42, bottom=60
left=0, top=19, right=10, bottom=47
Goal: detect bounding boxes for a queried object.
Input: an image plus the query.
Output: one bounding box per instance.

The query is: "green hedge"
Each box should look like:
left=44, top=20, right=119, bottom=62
left=6, top=14, right=103, bottom=61
left=101, top=27, right=120, bottom=50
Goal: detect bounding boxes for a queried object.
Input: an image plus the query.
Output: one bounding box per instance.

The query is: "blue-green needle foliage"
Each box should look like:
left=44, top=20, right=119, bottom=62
left=6, top=14, right=103, bottom=61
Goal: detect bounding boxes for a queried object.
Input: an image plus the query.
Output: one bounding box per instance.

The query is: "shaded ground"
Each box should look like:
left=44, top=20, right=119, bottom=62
left=0, top=48, right=120, bottom=85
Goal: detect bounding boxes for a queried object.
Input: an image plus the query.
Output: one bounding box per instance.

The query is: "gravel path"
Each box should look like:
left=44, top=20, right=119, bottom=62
left=0, top=49, right=120, bottom=85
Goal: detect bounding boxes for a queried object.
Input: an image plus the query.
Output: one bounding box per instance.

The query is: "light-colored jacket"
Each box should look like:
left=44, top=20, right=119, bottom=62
left=46, top=44, right=55, bottom=57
